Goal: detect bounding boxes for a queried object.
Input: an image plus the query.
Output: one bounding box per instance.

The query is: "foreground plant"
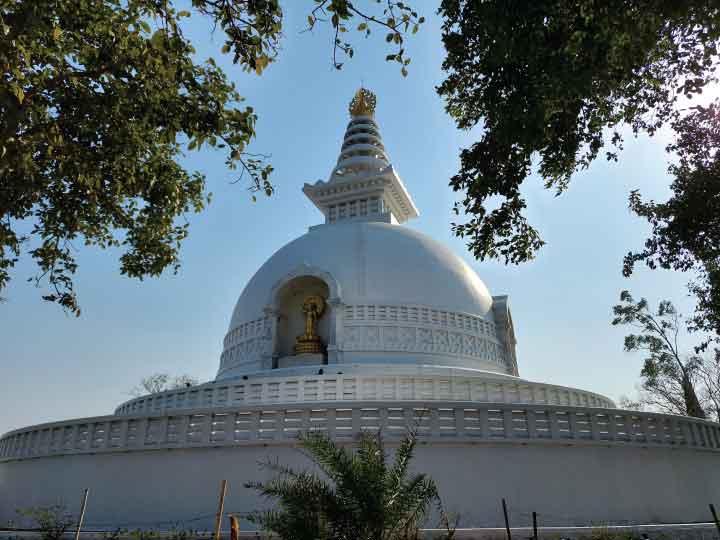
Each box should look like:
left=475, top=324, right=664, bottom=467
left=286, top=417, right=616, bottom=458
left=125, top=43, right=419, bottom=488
left=17, top=504, right=75, bottom=540
left=245, top=430, right=441, bottom=540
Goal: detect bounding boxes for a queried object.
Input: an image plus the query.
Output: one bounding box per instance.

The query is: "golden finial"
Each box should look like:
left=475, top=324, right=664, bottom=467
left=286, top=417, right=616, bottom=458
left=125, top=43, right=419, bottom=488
left=349, top=87, right=376, bottom=117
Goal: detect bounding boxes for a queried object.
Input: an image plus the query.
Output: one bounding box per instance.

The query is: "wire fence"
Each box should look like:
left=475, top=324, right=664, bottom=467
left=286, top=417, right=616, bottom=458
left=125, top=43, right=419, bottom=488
left=3, top=493, right=720, bottom=540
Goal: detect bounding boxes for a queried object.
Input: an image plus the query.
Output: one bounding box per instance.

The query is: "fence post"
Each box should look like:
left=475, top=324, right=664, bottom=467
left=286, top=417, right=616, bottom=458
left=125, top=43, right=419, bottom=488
left=229, top=515, right=239, bottom=540
left=710, top=503, right=720, bottom=537
left=213, top=480, right=228, bottom=540
left=502, top=498, right=512, bottom=540
left=73, top=489, right=89, bottom=540
left=532, top=511, right=538, bottom=540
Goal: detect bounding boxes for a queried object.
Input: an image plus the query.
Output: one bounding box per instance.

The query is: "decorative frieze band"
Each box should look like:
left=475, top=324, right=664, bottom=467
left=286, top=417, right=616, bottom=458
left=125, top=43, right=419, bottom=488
left=344, top=304, right=496, bottom=335
left=222, top=316, right=271, bottom=350
left=218, top=338, right=269, bottom=374
left=221, top=304, right=508, bottom=375
left=220, top=316, right=272, bottom=373
left=343, top=325, right=507, bottom=368
left=342, top=304, right=507, bottom=369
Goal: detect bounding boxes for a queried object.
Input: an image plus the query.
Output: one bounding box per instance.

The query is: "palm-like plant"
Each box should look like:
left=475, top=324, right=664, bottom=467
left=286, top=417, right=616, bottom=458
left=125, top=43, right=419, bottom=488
left=245, top=430, right=440, bottom=540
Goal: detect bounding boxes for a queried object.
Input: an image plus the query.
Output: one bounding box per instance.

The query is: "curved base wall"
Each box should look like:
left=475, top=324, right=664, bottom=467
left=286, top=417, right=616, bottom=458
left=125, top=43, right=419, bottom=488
left=113, top=370, right=615, bottom=416
left=2, top=401, right=720, bottom=529
left=1, top=442, right=719, bottom=529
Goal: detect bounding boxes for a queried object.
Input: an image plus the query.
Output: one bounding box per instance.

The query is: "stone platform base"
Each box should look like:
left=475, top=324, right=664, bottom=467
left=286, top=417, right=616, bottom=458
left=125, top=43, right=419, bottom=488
left=277, top=353, right=324, bottom=369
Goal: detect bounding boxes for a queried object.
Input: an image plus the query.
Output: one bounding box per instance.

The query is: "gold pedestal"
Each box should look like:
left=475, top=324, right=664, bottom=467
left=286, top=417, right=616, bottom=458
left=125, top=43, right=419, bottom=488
left=294, top=337, right=324, bottom=355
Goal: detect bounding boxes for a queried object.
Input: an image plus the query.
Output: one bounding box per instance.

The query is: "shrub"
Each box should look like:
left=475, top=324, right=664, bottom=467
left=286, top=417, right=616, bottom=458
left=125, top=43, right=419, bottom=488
left=16, top=504, right=75, bottom=540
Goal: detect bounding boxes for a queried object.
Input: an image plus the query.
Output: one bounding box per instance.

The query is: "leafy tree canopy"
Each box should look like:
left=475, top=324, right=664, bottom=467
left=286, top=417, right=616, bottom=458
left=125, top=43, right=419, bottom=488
left=0, top=0, right=424, bottom=315
left=437, top=0, right=720, bottom=266
left=624, top=103, right=720, bottom=348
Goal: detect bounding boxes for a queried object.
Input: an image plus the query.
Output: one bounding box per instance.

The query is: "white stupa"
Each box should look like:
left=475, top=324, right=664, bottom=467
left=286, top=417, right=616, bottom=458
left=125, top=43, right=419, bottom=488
left=2, top=89, right=719, bottom=530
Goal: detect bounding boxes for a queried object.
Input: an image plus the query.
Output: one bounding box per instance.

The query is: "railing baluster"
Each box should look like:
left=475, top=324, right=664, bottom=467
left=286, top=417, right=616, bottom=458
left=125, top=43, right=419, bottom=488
left=136, top=418, right=149, bottom=447
left=430, top=408, right=440, bottom=437
left=327, top=408, right=337, bottom=439
left=705, top=424, right=716, bottom=448
left=590, top=413, right=600, bottom=441
left=548, top=410, right=560, bottom=439
left=70, top=425, right=80, bottom=452
left=526, top=408, right=537, bottom=439
left=353, top=407, right=362, bottom=433
left=4, top=403, right=720, bottom=463
left=608, top=413, right=618, bottom=442
left=479, top=407, right=489, bottom=439
left=455, top=408, right=465, bottom=437
left=641, top=415, right=651, bottom=444
left=624, top=414, right=635, bottom=444
left=503, top=408, right=514, bottom=439
left=568, top=411, right=578, bottom=440
left=250, top=411, right=261, bottom=441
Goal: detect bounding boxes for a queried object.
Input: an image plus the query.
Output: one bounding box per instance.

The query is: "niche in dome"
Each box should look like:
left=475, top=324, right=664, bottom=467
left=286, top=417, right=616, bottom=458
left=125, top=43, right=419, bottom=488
left=274, top=275, right=331, bottom=367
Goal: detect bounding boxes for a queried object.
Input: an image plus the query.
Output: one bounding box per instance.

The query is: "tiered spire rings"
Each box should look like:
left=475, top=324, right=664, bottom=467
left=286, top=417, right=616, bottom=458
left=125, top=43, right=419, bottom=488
left=302, top=88, right=419, bottom=224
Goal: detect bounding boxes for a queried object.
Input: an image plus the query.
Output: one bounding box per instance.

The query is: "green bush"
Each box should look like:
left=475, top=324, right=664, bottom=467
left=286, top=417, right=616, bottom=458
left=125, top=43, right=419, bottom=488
left=16, top=504, right=75, bottom=540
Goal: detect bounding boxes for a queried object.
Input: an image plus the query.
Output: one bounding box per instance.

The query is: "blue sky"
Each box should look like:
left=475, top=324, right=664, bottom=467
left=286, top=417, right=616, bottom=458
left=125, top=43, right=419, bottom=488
left=1, top=3, right=716, bottom=435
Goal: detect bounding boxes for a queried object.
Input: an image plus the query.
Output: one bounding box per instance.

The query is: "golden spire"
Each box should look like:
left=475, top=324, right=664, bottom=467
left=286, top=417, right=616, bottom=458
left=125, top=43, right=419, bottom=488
left=349, top=87, right=376, bottom=117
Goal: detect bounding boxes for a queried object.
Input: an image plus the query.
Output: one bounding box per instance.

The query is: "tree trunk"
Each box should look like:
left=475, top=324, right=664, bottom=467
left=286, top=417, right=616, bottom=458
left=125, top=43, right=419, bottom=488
left=682, top=373, right=707, bottom=419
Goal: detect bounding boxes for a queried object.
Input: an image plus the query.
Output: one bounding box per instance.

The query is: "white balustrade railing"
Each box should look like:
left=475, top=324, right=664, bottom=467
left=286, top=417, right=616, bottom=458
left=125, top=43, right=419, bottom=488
left=113, top=375, right=615, bottom=416
left=2, top=402, right=719, bottom=462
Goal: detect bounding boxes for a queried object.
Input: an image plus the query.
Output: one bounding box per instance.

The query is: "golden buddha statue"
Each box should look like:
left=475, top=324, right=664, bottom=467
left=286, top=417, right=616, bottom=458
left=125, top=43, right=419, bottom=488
left=294, top=295, right=326, bottom=355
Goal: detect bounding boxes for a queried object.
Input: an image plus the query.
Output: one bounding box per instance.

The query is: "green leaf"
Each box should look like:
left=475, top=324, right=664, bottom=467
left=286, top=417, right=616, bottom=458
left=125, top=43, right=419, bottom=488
left=11, top=85, right=24, bottom=104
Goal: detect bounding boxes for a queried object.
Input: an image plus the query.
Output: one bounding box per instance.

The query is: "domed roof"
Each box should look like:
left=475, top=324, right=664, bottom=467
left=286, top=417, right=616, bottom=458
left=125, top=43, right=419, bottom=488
left=228, top=221, right=493, bottom=330
left=218, top=89, right=517, bottom=381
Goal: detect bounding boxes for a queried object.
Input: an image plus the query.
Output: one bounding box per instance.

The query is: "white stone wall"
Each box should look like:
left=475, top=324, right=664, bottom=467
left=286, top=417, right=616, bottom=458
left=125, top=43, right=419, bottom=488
left=113, top=374, right=615, bottom=415
left=218, top=316, right=273, bottom=376
left=341, top=304, right=512, bottom=372
left=2, top=433, right=720, bottom=529
left=220, top=301, right=516, bottom=379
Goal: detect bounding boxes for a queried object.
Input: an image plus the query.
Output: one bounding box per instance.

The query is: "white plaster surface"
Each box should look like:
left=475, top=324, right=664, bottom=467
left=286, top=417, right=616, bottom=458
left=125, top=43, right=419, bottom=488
left=2, top=442, right=719, bottom=529
left=277, top=353, right=324, bottom=369
left=115, top=369, right=615, bottom=416
left=227, top=222, right=494, bottom=342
